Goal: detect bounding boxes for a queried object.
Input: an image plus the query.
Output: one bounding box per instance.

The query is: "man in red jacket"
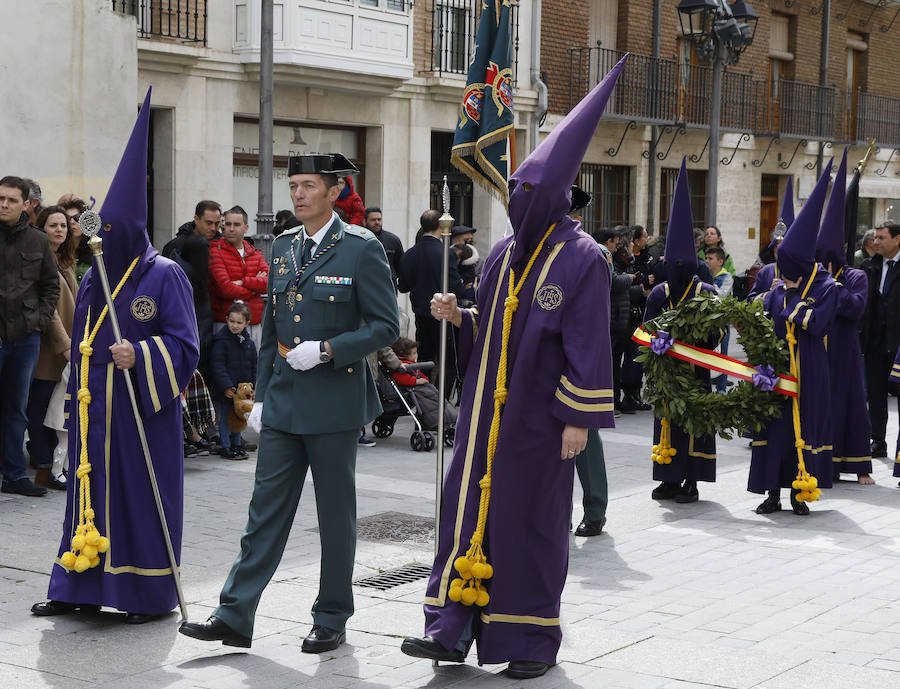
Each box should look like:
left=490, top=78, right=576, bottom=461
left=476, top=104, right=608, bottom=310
left=208, top=205, right=269, bottom=348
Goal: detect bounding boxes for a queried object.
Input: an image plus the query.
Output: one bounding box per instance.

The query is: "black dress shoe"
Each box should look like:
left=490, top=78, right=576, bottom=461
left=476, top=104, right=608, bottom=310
left=618, top=397, right=638, bottom=414
left=790, top=489, right=810, bottom=516
left=871, top=441, right=888, bottom=458
left=178, top=616, right=251, bottom=648
left=301, top=625, right=345, bottom=653
left=574, top=517, right=606, bottom=537
left=124, top=612, right=163, bottom=625
left=674, top=482, right=699, bottom=503
left=755, top=494, right=781, bottom=514
left=400, top=635, right=465, bottom=662
left=507, top=660, right=552, bottom=679
left=31, top=600, right=100, bottom=616
left=2, top=478, right=47, bottom=497
left=651, top=482, right=680, bottom=500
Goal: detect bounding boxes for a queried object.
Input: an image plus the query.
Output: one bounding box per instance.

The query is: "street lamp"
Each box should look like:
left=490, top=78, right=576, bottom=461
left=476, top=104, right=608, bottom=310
left=676, top=0, right=757, bottom=226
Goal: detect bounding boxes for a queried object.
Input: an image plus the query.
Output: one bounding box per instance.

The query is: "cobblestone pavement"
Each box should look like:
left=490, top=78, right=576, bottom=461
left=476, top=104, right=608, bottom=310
left=1, top=405, right=899, bottom=689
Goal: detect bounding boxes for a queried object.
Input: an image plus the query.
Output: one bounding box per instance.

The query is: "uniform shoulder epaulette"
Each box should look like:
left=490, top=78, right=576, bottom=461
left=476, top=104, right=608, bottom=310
left=343, top=224, right=375, bottom=240
left=278, top=225, right=303, bottom=237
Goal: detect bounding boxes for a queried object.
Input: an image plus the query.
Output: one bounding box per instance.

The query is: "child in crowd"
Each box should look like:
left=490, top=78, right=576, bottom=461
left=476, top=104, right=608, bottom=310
left=389, top=337, right=457, bottom=430
left=210, top=302, right=257, bottom=459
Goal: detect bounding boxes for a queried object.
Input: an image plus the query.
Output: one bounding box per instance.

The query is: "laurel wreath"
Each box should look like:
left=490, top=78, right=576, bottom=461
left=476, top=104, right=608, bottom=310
left=635, top=293, right=790, bottom=439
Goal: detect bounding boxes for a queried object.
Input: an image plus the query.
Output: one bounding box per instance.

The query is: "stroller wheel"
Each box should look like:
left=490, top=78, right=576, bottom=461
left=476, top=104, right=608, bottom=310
left=423, top=432, right=435, bottom=451
left=443, top=426, right=455, bottom=448
left=372, top=418, right=393, bottom=438
left=410, top=431, right=426, bottom=452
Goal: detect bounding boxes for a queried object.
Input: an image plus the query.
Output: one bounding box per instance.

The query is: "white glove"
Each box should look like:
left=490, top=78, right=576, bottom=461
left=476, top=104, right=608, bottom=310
left=286, top=340, right=322, bottom=371
left=248, top=402, right=264, bottom=433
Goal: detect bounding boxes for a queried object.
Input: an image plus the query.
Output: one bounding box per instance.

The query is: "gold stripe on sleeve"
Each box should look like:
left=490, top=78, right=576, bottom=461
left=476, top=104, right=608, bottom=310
left=151, top=335, right=180, bottom=398
left=560, top=376, right=613, bottom=399
left=139, top=340, right=161, bottom=413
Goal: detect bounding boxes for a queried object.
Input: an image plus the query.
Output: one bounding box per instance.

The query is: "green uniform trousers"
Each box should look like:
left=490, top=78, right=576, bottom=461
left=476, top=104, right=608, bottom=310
left=214, top=425, right=359, bottom=636
left=575, top=429, right=608, bottom=522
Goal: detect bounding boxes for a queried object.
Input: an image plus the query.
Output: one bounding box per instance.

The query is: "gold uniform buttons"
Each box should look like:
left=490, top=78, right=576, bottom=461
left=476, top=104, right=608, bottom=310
left=293, top=336, right=301, bottom=344
left=293, top=315, right=301, bottom=322
left=347, top=367, right=353, bottom=373
left=329, top=295, right=335, bottom=302
left=296, top=294, right=302, bottom=302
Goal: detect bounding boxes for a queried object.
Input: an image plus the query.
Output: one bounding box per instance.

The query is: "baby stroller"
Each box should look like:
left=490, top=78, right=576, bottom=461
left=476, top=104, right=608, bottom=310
left=371, top=361, right=456, bottom=452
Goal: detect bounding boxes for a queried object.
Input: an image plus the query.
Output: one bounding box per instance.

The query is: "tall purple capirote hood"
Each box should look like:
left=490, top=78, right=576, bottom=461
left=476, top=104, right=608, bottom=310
left=780, top=175, right=795, bottom=228
left=98, top=87, right=152, bottom=286
left=664, top=158, right=699, bottom=297
left=507, top=54, right=628, bottom=261
left=816, top=148, right=848, bottom=267
left=777, top=157, right=833, bottom=281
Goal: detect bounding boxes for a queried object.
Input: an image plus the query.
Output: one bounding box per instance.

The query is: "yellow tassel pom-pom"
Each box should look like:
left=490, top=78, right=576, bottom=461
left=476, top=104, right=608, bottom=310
left=81, top=544, right=98, bottom=560
left=482, top=564, right=493, bottom=579
left=476, top=589, right=490, bottom=607
left=665, top=456, right=673, bottom=464
left=796, top=480, right=808, bottom=492
left=85, top=530, right=101, bottom=547
left=808, top=476, right=818, bottom=489
left=652, top=445, right=659, bottom=453
left=74, top=555, right=91, bottom=572
left=668, top=448, right=677, bottom=456
left=460, top=587, right=477, bottom=606
left=60, top=552, right=76, bottom=569
left=450, top=578, right=464, bottom=590
left=454, top=556, right=471, bottom=576
left=71, top=535, right=85, bottom=551
left=448, top=587, right=462, bottom=602
left=791, top=479, right=801, bottom=490
left=97, top=537, right=110, bottom=553
left=470, top=563, right=486, bottom=579
left=89, top=556, right=100, bottom=568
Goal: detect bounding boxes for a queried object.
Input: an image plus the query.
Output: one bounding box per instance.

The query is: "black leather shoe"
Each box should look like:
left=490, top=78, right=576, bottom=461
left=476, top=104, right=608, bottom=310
left=651, top=482, right=680, bottom=500
left=301, top=625, right=345, bottom=653
left=871, top=441, right=888, bottom=458
left=178, top=616, right=251, bottom=648
left=624, top=393, right=652, bottom=411
left=2, top=478, right=47, bottom=497
left=31, top=600, right=100, bottom=616
left=507, top=660, right=552, bottom=679
left=400, top=635, right=465, bottom=662
left=790, top=489, right=810, bottom=516
left=674, top=482, right=699, bottom=503
left=574, top=518, right=606, bottom=537
left=618, top=397, right=638, bottom=414
left=125, top=613, right=164, bottom=625
left=755, top=495, right=781, bottom=514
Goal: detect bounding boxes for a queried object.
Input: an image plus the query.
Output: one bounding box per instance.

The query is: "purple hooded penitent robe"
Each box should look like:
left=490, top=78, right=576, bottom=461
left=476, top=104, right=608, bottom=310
left=47, top=247, right=198, bottom=615
left=644, top=278, right=718, bottom=483
left=748, top=267, right=837, bottom=493
left=422, top=222, right=614, bottom=665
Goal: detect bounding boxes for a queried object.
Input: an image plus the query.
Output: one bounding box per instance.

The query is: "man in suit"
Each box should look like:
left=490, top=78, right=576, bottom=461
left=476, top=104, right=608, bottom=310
left=397, top=210, right=473, bottom=394
left=860, top=222, right=900, bottom=458
left=179, top=153, right=399, bottom=652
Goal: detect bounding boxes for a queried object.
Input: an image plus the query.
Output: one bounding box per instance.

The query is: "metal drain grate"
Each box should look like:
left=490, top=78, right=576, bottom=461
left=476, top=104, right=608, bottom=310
left=310, top=511, right=435, bottom=544
left=355, top=563, right=433, bottom=591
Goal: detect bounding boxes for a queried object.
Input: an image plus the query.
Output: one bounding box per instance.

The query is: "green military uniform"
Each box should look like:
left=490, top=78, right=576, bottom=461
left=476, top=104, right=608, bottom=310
left=213, top=212, right=399, bottom=638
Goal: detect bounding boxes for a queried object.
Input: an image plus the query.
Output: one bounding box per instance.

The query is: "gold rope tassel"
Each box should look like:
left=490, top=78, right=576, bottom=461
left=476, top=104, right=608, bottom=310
left=449, top=225, right=556, bottom=607
left=786, top=264, right=821, bottom=504
left=59, top=257, right=140, bottom=572
left=651, top=413, right=676, bottom=464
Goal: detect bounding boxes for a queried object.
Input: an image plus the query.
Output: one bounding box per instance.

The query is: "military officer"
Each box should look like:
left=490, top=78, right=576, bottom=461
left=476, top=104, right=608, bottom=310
left=179, top=153, right=399, bottom=653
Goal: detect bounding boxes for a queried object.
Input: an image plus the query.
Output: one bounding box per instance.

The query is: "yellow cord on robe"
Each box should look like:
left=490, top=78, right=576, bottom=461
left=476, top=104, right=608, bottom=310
left=449, top=224, right=556, bottom=608
left=786, top=264, right=821, bottom=504
left=59, top=257, right=140, bottom=572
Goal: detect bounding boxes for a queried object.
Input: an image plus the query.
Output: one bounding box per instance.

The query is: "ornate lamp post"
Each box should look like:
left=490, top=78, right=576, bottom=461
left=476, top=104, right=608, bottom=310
left=676, top=0, right=758, bottom=227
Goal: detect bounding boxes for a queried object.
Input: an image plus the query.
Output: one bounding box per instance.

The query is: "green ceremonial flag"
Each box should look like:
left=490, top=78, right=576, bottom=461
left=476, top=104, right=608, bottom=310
left=451, top=0, right=514, bottom=203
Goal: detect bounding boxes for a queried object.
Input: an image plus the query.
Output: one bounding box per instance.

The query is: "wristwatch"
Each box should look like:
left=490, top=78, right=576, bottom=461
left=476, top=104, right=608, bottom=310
left=319, top=341, right=331, bottom=363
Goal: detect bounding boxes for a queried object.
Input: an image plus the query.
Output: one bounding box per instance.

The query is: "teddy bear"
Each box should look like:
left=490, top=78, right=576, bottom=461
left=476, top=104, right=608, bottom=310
left=227, top=382, right=255, bottom=434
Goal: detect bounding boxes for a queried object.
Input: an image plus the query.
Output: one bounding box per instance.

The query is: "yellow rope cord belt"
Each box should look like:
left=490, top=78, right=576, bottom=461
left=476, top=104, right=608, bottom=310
left=652, top=279, right=695, bottom=464
left=449, top=224, right=556, bottom=607
left=786, top=263, right=821, bottom=503
left=59, top=257, right=140, bottom=573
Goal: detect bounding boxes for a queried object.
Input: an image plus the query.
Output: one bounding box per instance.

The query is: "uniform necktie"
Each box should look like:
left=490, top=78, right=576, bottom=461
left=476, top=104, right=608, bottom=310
left=884, top=259, right=895, bottom=295
left=302, top=237, right=315, bottom=265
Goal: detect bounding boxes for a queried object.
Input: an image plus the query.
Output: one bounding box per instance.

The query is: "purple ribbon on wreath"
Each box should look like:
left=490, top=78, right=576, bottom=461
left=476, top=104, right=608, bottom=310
left=650, top=330, right=674, bottom=355
left=752, top=364, right=778, bottom=392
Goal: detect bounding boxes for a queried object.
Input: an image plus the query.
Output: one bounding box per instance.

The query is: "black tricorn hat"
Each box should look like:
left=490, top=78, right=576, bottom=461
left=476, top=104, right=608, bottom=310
left=288, top=153, right=359, bottom=177
left=569, top=185, right=592, bottom=214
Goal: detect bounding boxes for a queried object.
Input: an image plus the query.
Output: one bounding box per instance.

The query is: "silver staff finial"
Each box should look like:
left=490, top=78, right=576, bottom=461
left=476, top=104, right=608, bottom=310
left=80, top=210, right=102, bottom=238
left=442, top=175, right=450, bottom=215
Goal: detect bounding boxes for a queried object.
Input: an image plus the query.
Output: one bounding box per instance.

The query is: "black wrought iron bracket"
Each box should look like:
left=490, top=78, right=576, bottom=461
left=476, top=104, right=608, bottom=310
left=783, top=0, right=796, bottom=7
left=779, top=139, right=808, bottom=169
left=721, top=133, right=751, bottom=165
left=607, top=120, right=637, bottom=158
left=861, top=0, right=888, bottom=27
left=838, top=0, right=860, bottom=20
left=642, top=125, right=672, bottom=160
left=657, top=126, right=686, bottom=161
left=752, top=137, right=781, bottom=167
left=690, top=136, right=710, bottom=164
left=875, top=148, right=898, bottom=176
left=803, top=141, right=832, bottom=170
left=881, top=5, right=900, bottom=31
left=809, top=4, right=822, bottom=15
